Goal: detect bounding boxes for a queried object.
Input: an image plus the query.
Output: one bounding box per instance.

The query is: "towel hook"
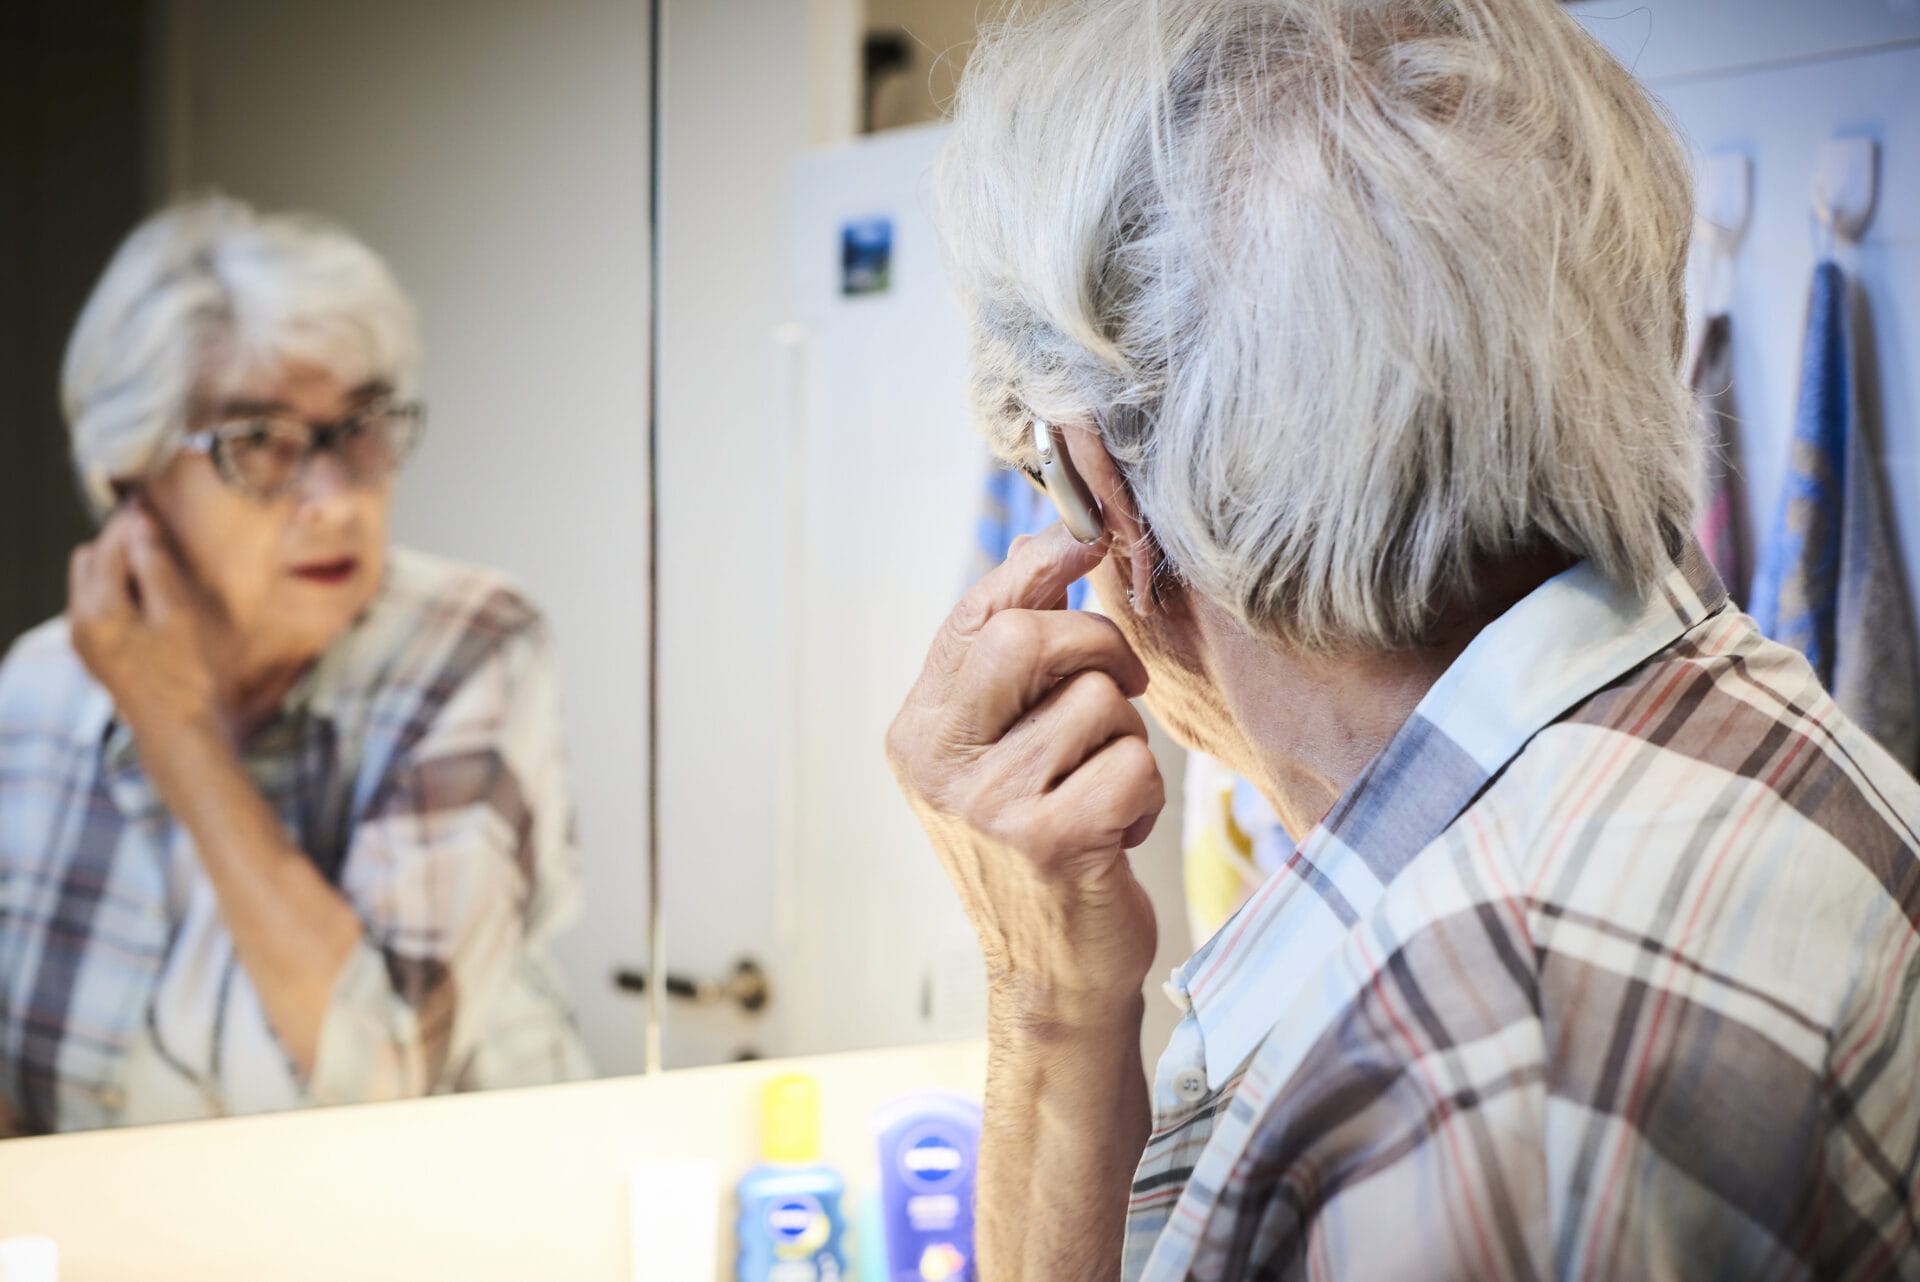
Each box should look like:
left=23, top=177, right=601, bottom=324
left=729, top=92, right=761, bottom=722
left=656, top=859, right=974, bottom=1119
left=1697, top=150, right=1750, bottom=316
left=1810, top=136, right=1878, bottom=258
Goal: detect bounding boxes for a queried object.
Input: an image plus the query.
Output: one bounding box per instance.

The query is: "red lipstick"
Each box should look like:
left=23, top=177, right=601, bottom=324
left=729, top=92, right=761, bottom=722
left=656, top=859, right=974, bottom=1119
left=292, top=556, right=359, bottom=585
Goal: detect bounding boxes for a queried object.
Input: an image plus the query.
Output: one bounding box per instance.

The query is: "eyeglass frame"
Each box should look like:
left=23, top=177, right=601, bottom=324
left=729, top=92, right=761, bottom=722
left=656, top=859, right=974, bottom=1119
left=177, top=395, right=427, bottom=501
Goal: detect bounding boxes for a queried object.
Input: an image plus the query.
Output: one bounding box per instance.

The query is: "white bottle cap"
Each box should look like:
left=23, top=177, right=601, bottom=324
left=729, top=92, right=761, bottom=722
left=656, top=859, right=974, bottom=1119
left=0, top=1236, right=58, bottom=1282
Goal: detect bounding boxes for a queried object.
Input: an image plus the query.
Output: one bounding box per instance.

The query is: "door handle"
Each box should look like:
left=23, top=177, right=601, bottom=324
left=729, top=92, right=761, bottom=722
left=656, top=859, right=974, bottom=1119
left=614, top=956, right=769, bottom=1014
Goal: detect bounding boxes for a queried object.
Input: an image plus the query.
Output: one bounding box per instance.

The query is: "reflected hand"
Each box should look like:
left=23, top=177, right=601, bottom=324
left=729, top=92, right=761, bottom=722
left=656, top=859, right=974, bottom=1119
left=67, top=505, right=224, bottom=739
left=886, top=523, right=1165, bottom=1026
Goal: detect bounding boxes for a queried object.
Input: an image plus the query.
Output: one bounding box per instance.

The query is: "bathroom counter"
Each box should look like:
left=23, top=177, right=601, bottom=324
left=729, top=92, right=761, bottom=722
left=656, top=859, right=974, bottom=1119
left=0, top=1040, right=987, bottom=1282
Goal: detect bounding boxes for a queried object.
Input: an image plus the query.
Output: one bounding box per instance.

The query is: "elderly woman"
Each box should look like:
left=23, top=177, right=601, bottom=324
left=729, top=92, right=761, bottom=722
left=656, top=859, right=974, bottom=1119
left=0, top=197, right=589, bottom=1135
left=887, top=1, right=1920, bottom=1278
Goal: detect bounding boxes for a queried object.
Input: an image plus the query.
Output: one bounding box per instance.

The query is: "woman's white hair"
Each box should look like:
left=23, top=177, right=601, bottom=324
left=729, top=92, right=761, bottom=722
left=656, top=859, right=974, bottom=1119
left=61, top=194, right=419, bottom=516
left=934, top=0, right=1698, bottom=651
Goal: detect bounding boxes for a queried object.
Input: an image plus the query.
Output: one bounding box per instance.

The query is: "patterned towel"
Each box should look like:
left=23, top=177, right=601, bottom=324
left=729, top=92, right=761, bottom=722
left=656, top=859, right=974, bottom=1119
left=1749, top=261, right=1919, bottom=769
left=1688, top=313, right=1751, bottom=605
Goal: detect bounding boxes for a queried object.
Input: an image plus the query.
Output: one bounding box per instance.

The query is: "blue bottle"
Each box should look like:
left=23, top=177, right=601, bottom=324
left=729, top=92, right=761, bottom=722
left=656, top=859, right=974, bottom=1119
left=737, top=1073, right=848, bottom=1282
left=872, top=1093, right=982, bottom=1282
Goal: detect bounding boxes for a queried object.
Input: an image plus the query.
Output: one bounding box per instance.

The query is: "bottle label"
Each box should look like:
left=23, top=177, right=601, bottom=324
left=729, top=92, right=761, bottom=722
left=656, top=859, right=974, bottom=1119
left=767, top=1194, right=831, bottom=1259
left=917, top=1241, right=967, bottom=1281
left=906, top=1193, right=961, bottom=1234
left=897, top=1126, right=970, bottom=1191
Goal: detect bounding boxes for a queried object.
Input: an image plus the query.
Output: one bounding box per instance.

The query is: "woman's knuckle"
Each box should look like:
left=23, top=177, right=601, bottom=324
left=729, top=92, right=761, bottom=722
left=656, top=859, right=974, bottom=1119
left=947, top=593, right=992, bottom=639
left=1064, top=668, right=1121, bottom=716
left=1112, top=735, right=1157, bottom=780
left=977, top=610, right=1036, bottom=660
left=1138, top=763, right=1168, bottom=813
left=883, top=712, right=913, bottom=769
left=958, top=774, right=1008, bottom=833
left=1016, top=805, right=1067, bottom=865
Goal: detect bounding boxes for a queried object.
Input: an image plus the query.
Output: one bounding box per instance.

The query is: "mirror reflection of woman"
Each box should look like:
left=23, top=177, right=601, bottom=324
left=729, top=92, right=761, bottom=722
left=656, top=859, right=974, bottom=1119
left=0, top=196, right=591, bottom=1136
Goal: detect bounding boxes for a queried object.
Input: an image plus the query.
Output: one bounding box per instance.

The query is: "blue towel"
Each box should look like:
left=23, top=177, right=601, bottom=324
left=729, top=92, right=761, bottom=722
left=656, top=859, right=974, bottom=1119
left=974, top=461, right=1091, bottom=610
left=1749, top=261, right=1919, bottom=768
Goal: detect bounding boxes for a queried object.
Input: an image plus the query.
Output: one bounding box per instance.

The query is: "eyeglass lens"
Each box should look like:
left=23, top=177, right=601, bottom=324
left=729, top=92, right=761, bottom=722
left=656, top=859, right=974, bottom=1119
left=215, top=405, right=421, bottom=497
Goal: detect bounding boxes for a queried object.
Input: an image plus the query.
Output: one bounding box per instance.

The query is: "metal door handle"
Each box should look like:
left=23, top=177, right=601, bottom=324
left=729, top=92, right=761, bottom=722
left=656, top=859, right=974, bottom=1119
left=614, top=956, right=769, bottom=1014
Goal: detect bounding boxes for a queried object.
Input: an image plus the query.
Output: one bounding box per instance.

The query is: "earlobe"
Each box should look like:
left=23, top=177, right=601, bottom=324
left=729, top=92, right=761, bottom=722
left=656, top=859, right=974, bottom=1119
left=1056, top=421, right=1161, bottom=617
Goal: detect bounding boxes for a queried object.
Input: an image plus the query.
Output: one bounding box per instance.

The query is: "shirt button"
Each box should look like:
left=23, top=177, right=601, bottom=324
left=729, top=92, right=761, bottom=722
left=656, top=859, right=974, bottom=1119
left=1173, top=1067, right=1208, bottom=1103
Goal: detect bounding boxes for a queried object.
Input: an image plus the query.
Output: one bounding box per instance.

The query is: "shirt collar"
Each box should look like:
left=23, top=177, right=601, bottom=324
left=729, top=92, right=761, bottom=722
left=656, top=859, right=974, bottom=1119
left=1174, top=537, right=1728, bottom=1088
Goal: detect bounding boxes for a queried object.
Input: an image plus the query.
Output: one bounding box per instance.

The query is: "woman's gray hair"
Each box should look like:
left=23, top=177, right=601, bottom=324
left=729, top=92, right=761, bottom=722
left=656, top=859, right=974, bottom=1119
left=61, top=194, right=419, bottom=516
left=934, top=0, right=1697, bottom=651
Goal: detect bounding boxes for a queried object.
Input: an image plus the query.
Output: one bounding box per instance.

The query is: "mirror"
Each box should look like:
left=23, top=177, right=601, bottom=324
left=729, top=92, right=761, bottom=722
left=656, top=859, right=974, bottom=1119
left=0, top=0, right=1192, bottom=1137
left=0, top=0, right=655, bottom=1132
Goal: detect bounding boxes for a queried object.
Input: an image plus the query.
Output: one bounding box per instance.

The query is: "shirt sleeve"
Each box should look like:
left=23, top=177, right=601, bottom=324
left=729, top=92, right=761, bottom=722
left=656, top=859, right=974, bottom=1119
left=1821, top=900, right=1920, bottom=1280
left=306, top=616, right=592, bottom=1104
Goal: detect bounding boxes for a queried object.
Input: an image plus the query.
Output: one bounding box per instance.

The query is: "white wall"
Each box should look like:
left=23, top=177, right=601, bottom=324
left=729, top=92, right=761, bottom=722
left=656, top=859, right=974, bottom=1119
left=654, top=0, right=812, bottom=1067
left=1569, top=1, right=1920, bottom=615
left=165, top=0, right=655, bottom=1076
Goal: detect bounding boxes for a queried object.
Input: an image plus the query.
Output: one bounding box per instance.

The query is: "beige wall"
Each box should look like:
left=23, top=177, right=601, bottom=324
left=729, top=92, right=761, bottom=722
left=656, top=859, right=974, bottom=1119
left=0, top=1040, right=988, bottom=1282
left=864, top=0, right=976, bottom=129
left=860, top=0, right=1065, bottom=131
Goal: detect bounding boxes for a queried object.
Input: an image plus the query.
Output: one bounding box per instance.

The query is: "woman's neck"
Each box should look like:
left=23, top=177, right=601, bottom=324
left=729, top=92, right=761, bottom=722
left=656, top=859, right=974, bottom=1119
left=1203, top=549, right=1572, bottom=838
left=218, top=642, right=317, bottom=745
left=1219, top=639, right=1459, bottom=839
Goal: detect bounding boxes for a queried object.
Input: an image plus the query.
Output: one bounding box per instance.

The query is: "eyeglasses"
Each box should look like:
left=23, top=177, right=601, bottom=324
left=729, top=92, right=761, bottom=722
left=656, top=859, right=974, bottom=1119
left=179, top=397, right=426, bottom=501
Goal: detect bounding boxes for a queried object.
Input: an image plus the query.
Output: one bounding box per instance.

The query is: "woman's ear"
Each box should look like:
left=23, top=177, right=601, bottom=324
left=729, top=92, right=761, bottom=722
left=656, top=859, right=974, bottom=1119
left=1057, top=420, right=1160, bottom=616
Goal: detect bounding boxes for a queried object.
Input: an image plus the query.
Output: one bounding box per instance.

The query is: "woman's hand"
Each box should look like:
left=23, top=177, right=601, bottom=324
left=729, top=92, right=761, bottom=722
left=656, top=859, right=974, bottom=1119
left=68, top=504, right=363, bottom=1079
left=68, top=504, right=224, bottom=739
left=886, top=522, right=1166, bottom=1027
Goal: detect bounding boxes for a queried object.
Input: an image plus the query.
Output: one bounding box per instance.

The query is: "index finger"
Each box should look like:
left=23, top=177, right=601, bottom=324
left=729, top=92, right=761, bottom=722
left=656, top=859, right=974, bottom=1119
left=123, top=507, right=197, bottom=625
left=937, top=522, right=1106, bottom=662
left=68, top=526, right=136, bottom=625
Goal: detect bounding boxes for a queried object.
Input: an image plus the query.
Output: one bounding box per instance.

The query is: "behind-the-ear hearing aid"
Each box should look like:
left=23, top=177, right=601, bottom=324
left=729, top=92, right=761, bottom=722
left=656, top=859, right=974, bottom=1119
left=1029, top=419, right=1106, bottom=545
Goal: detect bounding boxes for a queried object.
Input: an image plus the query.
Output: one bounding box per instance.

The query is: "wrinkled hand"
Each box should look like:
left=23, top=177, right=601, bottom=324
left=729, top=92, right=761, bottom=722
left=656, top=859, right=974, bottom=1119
left=68, top=505, right=224, bottom=738
left=886, top=523, right=1166, bottom=1026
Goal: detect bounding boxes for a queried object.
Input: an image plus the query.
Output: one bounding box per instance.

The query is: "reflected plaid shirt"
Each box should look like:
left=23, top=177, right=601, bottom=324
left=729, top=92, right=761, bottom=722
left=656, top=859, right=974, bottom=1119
left=1128, top=539, right=1920, bottom=1281
left=0, top=548, right=589, bottom=1133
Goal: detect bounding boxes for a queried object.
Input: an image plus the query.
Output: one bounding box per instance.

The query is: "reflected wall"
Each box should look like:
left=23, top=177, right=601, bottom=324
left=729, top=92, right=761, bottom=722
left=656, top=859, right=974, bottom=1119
left=157, top=0, right=655, bottom=1076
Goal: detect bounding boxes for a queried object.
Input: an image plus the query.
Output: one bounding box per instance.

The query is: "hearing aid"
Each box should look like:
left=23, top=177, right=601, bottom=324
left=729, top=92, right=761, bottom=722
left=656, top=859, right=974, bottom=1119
left=1031, top=419, right=1106, bottom=545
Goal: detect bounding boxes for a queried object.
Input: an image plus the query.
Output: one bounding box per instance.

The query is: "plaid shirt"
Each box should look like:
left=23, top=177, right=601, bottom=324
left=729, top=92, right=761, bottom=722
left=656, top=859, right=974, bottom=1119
left=0, top=548, right=589, bottom=1133
left=1128, top=539, right=1920, bottom=1281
